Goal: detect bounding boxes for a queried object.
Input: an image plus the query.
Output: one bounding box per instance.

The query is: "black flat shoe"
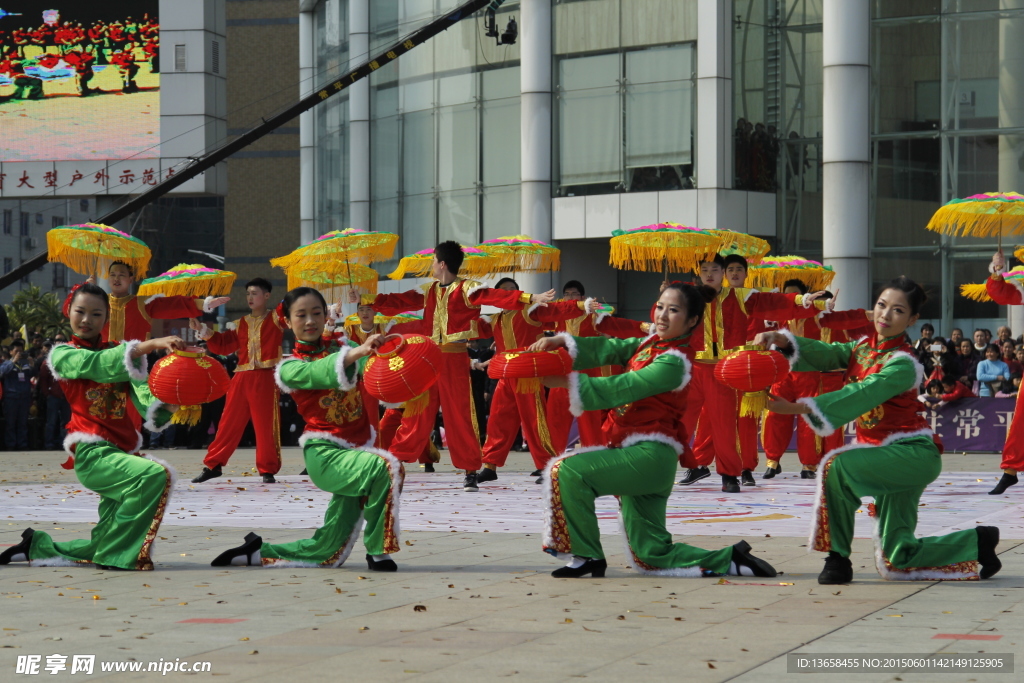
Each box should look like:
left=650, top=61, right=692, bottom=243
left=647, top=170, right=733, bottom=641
left=729, top=540, right=777, bottom=577
left=988, top=473, right=1018, bottom=495
left=191, top=466, right=222, bottom=483
left=366, top=553, right=398, bottom=572
left=261, top=473, right=276, bottom=484
left=741, top=470, right=756, bottom=486
left=477, top=468, right=498, bottom=483
left=763, top=465, right=780, bottom=479
left=977, top=526, right=1001, bottom=579
left=551, top=557, right=607, bottom=578
left=95, top=564, right=131, bottom=571
left=530, top=470, right=542, bottom=477
left=211, top=532, right=263, bottom=567
left=679, top=466, right=711, bottom=486
left=800, top=469, right=817, bottom=479
left=721, top=475, right=741, bottom=493
left=535, top=476, right=543, bottom=484
left=0, top=528, right=33, bottom=564
left=299, top=468, right=308, bottom=475
left=818, top=551, right=853, bottom=584
left=423, top=463, right=435, bottom=472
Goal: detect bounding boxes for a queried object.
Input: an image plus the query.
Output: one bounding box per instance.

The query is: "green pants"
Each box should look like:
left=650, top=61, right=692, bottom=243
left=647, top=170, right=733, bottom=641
left=544, top=441, right=733, bottom=575
left=814, top=435, right=980, bottom=580
left=261, top=439, right=402, bottom=566
left=29, top=441, right=172, bottom=571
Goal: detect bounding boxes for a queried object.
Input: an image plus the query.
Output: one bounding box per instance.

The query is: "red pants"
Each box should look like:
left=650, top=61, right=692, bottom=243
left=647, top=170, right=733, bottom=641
left=1000, top=387, right=1024, bottom=472
left=762, top=371, right=844, bottom=468
left=681, top=362, right=757, bottom=476
left=388, top=348, right=482, bottom=471
left=380, top=407, right=435, bottom=463
left=360, top=383, right=380, bottom=441
left=482, top=379, right=558, bottom=470
left=204, top=369, right=281, bottom=475
left=547, top=388, right=605, bottom=453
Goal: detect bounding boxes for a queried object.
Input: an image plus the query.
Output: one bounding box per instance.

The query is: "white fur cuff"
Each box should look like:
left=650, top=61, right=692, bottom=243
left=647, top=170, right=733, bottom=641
left=566, top=372, right=585, bottom=417
left=555, top=332, right=578, bottom=360
left=203, top=296, right=217, bottom=314
left=333, top=345, right=358, bottom=392
left=123, top=340, right=148, bottom=381
left=797, top=396, right=837, bottom=437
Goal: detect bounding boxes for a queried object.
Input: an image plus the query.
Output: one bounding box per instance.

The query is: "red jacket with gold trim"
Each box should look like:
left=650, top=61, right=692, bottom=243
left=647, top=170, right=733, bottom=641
left=103, top=294, right=205, bottom=343
left=206, top=312, right=284, bottom=371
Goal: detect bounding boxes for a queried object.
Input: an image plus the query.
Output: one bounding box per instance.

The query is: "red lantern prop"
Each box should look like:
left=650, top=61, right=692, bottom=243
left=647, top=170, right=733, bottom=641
left=148, top=347, right=231, bottom=425
left=363, top=334, right=442, bottom=415
left=488, top=348, right=574, bottom=393
left=714, top=348, right=790, bottom=417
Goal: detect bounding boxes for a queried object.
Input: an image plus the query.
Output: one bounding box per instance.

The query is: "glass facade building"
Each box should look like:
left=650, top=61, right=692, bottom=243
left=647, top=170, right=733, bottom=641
left=302, top=0, right=1024, bottom=330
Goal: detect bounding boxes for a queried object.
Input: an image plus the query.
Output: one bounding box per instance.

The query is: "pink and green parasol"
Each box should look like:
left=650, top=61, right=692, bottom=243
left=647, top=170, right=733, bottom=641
left=387, top=246, right=497, bottom=280
left=285, top=263, right=379, bottom=305
left=926, top=192, right=1024, bottom=246
left=271, top=228, right=399, bottom=270
left=47, top=223, right=152, bottom=277
left=137, top=264, right=237, bottom=298
left=609, top=223, right=725, bottom=277
left=961, top=266, right=1024, bottom=302
left=477, top=235, right=560, bottom=273
left=746, top=256, right=835, bottom=291
left=709, top=229, right=771, bottom=264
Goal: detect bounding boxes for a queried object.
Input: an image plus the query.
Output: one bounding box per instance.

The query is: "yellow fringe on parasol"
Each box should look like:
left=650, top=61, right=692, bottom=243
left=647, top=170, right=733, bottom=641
left=270, top=229, right=398, bottom=271
left=478, top=235, right=561, bottom=273
left=960, top=267, right=1024, bottom=301
left=925, top=192, right=1024, bottom=238
left=609, top=224, right=725, bottom=274
left=137, top=264, right=236, bottom=298
left=387, top=246, right=496, bottom=280
left=47, top=223, right=152, bottom=277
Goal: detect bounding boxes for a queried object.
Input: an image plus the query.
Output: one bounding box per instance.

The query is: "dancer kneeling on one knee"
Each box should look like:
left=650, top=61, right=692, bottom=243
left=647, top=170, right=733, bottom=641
left=1, top=283, right=183, bottom=571
left=532, top=283, right=777, bottom=579
left=756, top=276, right=1001, bottom=584
left=211, top=287, right=404, bottom=572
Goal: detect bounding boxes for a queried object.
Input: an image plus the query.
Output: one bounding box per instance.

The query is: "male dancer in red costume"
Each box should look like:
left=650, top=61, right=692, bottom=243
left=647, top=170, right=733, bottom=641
left=760, top=279, right=872, bottom=480
left=476, top=278, right=601, bottom=484
left=89, top=261, right=228, bottom=344
left=982, top=249, right=1024, bottom=494
left=361, top=241, right=555, bottom=491
left=678, top=254, right=831, bottom=492
left=545, top=280, right=650, bottom=454
left=191, top=278, right=284, bottom=484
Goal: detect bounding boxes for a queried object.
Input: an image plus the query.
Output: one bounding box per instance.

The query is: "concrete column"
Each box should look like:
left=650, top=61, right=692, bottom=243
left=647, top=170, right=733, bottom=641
left=695, top=0, right=732, bottom=192
left=349, top=0, right=371, bottom=231
left=999, top=0, right=1024, bottom=332
left=299, top=8, right=316, bottom=244
left=519, top=0, right=553, bottom=294
left=822, top=0, right=870, bottom=308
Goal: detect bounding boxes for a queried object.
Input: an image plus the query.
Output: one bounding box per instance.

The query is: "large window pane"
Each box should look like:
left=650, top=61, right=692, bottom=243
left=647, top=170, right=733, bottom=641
left=438, top=190, right=478, bottom=245
left=402, top=110, right=435, bottom=195
left=403, top=193, right=436, bottom=254
left=482, top=97, right=520, bottom=187
left=482, top=186, right=520, bottom=240
left=437, top=104, right=478, bottom=191
left=625, top=46, right=692, bottom=186
left=557, top=53, right=621, bottom=190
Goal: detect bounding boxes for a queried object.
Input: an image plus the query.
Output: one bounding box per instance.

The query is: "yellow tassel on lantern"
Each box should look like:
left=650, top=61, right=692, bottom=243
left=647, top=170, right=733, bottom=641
left=403, top=391, right=430, bottom=416
left=171, top=405, right=203, bottom=426
left=514, top=377, right=542, bottom=394
left=739, top=391, right=769, bottom=418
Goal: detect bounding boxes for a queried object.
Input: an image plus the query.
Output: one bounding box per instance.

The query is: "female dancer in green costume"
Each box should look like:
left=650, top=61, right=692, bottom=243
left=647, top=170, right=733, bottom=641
left=211, top=287, right=404, bottom=571
left=756, top=276, right=1002, bottom=584
left=531, top=283, right=778, bottom=578
left=0, top=283, right=183, bottom=570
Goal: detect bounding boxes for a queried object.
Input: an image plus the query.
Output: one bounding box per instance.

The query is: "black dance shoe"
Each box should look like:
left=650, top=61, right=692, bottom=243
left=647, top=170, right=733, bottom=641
left=729, top=540, right=777, bottom=577
left=763, top=464, right=780, bottom=479
left=366, top=553, right=398, bottom=572
left=818, top=551, right=853, bottom=584
left=299, top=468, right=308, bottom=476
left=721, top=475, right=741, bottom=493
left=988, top=473, right=1018, bottom=495
left=535, top=476, right=543, bottom=484
left=191, top=465, right=222, bottom=483
left=551, top=557, right=607, bottom=578
left=463, top=472, right=479, bottom=492
left=800, top=469, right=817, bottom=480
left=211, top=532, right=263, bottom=567
left=977, top=526, right=1002, bottom=579
left=477, top=468, right=498, bottom=483
left=96, top=564, right=131, bottom=571
left=530, top=470, right=542, bottom=477
left=741, top=470, right=756, bottom=486
left=423, top=463, right=435, bottom=472
left=261, top=473, right=276, bottom=484
left=679, top=466, right=711, bottom=486
left=0, top=528, right=34, bottom=564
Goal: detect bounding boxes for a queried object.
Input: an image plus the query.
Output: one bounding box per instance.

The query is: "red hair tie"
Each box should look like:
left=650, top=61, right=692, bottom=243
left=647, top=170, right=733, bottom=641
left=61, top=282, right=87, bottom=318
left=274, top=301, right=288, bottom=329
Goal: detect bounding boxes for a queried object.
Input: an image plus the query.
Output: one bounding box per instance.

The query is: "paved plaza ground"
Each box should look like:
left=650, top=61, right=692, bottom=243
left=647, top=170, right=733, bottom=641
left=1, top=447, right=1021, bottom=681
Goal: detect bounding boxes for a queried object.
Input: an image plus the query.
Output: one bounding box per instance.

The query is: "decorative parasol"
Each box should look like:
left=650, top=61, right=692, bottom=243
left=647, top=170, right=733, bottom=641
left=926, top=192, right=1024, bottom=248
left=609, top=223, right=724, bottom=279
left=137, top=264, right=236, bottom=298
left=745, top=256, right=835, bottom=291
left=1014, top=246, right=1024, bottom=263
left=961, top=266, right=1024, bottom=302
left=270, top=228, right=399, bottom=270
left=478, top=235, right=560, bottom=274
left=346, top=311, right=423, bottom=327
left=709, top=229, right=771, bottom=264
left=283, top=263, right=379, bottom=305
left=387, top=246, right=497, bottom=280
left=47, top=223, right=151, bottom=277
